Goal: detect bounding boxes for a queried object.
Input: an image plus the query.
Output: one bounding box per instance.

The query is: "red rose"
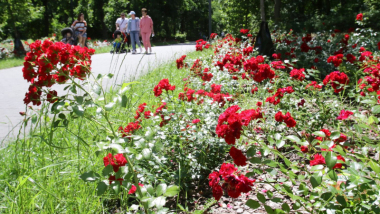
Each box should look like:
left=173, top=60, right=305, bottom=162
left=310, top=154, right=325, bottom=166
left=300, top=146, right=308, bottom=153
left=356, top=13, right=363, bottom=21
left=337, top=109, right=354, bottom=120
left=229, top=146, right=247, bottom=166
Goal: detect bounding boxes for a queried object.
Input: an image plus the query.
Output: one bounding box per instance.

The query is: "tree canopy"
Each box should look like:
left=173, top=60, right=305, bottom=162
left=0, top=0, right=379, bottom=41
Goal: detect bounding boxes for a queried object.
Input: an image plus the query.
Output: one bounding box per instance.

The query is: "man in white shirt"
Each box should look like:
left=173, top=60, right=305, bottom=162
left=115, top=13, right=128, bottom=32
left=115, top=13, right=130, bottom=51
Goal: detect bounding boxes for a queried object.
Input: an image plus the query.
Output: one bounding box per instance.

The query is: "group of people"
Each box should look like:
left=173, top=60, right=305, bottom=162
left=115, top=8, right=154, bottom=54
left=63, top=8, right=154, bottom=54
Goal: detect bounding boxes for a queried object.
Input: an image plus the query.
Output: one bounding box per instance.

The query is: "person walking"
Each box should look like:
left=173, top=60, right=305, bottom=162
left=115, top=12, right=130, bottom=51
left=71, top=13, right=87, bottom=47
left=127, top=11, right=142, bottom=54
left=139, top=8, right=154, bottom=54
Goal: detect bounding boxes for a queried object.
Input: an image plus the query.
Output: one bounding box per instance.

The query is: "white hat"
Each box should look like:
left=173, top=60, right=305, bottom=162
left=129, top=11, right=136, bottom=15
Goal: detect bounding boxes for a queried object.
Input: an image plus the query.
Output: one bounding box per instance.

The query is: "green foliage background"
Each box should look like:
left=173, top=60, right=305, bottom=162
left=0, top=0, right=380, bottom=41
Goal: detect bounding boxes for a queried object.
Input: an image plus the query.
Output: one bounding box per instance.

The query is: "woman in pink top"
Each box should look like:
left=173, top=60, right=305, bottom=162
left=139, top=8, right=154, bottom=54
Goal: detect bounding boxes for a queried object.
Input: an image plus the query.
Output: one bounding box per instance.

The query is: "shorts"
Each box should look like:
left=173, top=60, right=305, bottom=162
left=75, top=31, right=87, bottom=38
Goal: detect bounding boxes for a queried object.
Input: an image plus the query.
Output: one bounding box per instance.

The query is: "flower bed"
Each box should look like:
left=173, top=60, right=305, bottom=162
left=12, top=13, right=380, bottom=213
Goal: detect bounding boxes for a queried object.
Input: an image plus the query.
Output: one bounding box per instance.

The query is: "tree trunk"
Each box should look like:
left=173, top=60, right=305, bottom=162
left=43, top=0, right=49, bottom=37
left=274, top=0, right=281, bottom=24
left=260, top=0, right=265, bottom=22
left=208, top=0, right=212, bottom=38
left=6, top=0, right=25, bottom=56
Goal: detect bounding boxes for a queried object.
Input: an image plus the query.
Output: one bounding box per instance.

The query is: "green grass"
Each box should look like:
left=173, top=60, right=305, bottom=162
left=0, top=48, right=211, bottom=213
left=0, top=57, right=25, bottom=70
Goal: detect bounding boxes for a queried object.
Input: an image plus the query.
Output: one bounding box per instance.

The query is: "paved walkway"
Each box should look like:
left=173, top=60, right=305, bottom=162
left=0, top=44, right=195, bottom=144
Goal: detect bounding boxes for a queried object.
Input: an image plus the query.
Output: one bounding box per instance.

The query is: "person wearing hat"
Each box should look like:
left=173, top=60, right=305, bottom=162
left=127, top=11, right=142, bottom=54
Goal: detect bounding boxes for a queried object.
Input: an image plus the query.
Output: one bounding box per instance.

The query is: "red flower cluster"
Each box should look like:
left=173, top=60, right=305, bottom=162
left=271, top=61, right=285, bottom=69
left=229, top=146, right=247, bottom=166
left=266, top=86, right=294, bottom=105
left=323, top=71, right=349, bottom=93
left=327, top=54, right=344, bottom=67
left=356, top=13, right=363, bottom=21
left=210, top=33, right=218, bottom=39
left=243, top=46, right=253, bottom=56
left=358, top=63, right=380, bottom=98
left=103, top=153, right=128, bottom=172
left=119, top=121, right=141, bottom=137
left=310, top=153, right=345, bottom=169
left=216, top=105, right=262, bottom=144
left=305, top=81, right=322, bottom=90
left=346, top=53, right=356, bottom=63
left=153, top=79, right=176, bottom=97
left=195, top=39, right=209, bottom=51
left=337, top=109, right=354, bottom=120
left=310, top=154, right=326, bottom=166
left=128, top=183, right=144, bottom=194
left=240, top=29, right=250, bottom=34
left=290, top=68, right=305, bottom=81
left=359, top=51, right=373, bottom=61
left=201, top=68, right=213, bottom=81
left=274, top=111, right=296, bottom=127
left=176, top=55, right=186, bottom=69
left=22, top=40, right=95, bottom=105
left=208, top=163, right=255, bottom=201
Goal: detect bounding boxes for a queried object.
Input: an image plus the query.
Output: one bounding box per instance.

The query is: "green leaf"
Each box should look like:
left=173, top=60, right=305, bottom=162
left=153, top=196, right=166, bottom=209
left=372, top=105, right=380, bottom=114
left=142, top=148, right=152, bottom=159
left=146, top=185, right=154, bottom=196
left=361, top=99, right=377, bottom=104
left=325, top=152, right=337, bottom=169
left=264, top=205, right=274, bottom=214
left=31, top=114, right=37, bottom=123
left=276, top=140, right=285, bottom=149
left=107, top=73, right=114, bottom=79
left=246, top=146, right=256, bottom=157
left=312, top=131, right=326, bottom=137
left=74, top=96, right=83, bottom=104
left=51, top=101, right=65, bottom=113
left=93, top=84, right=101, bottom=95
left=121, top=81, right=140, bottom=91
left=285, top=135, right=301, bottom=144
left=163, top=185, right=180, bottom=197
left=369, top=160, right=380, bottom=173
left=266, top=190, right=273, bottom=198
left=257, top=192, right=266, bottom=203
left=121, top=95, right=128, bottom=108
left=106, top=144, right=125, bottom=153
left=246, top=199, right=260, bottom=209
left=70, top=85, right=77, bottom=94
left=72, top=105, right=84, bottom=117
left=105, top=102, right=116, bottom=111
left=156, top=183, right=167, bottom=196
left=336, top=195, right=347, bottom=207
left=80, top=171, right=100, bottom=182
left=102, top=165, right=114, bottom=176
left=330, top=131, right=341, bottom=140
left=283, top=203, right=291, bottom=213
left=310, top=172, right=322, bottom=188
left=97, top=181, right=108, bottom=196
left=274, top=209, right=286, bottom=214
left=328, top=169, right=338, bottom=181
left=250, top=157, right=261, bottom=163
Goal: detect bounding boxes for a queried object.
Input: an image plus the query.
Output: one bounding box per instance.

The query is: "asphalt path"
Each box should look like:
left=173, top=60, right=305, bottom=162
left=0, top=43, right=195, bottom=144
